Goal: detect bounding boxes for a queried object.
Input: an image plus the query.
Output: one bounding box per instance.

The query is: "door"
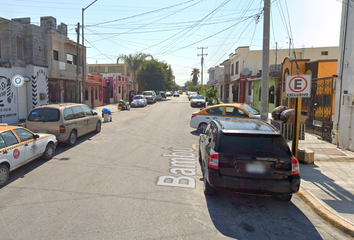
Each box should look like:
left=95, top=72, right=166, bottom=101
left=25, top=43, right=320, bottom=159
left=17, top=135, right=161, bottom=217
left=72, top=105, right=87, bottom=137
left=0, top=131, right=26, bottom=170
left=224, top=107, right=249, bottom=120
left=82, top=105, right=96, bottom=132
left=13, top=128, right=43, bottom=162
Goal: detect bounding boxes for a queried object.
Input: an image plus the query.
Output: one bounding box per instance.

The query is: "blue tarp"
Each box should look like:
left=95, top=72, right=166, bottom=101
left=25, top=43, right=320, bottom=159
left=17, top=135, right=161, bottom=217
left=101, top=108, right=112, bottom=114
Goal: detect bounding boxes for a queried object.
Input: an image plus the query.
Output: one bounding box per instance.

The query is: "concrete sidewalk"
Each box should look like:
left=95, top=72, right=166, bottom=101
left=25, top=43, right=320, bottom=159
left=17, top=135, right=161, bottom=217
left=295, top=133, right=354, bottom=237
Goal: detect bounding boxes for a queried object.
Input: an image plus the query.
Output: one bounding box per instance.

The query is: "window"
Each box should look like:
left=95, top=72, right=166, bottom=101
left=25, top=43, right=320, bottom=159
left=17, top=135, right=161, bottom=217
left=64, top=107, right=75, bottom=120
left=53, top=50, right=58, bottom=61
left=82, top=105, right=93, bottom=116
left=259, top=87, right=261, bottom=101
left=206, top=107, right=223, bottom=116
left=269, top=85, right=275, bottom=104
left=248, top=82, right=252, bottom=95
left=72, top=106, right=85, bottom=118
left=0, top=135, right=6, bottom=150
left=27, top=108, right=60, bottom=122
left=0, top=38, right=2, bottom=58
left=225, top=107, right=248, bottom=117
left=95, top=87, right=98, bottom=100
left=17, top=37, right=24, bottom=60
left=67, top=53, right=75, bottom=65
left=13, top=129, right=34, bottom=142
left=231, top=64, right=234, bottom=75
left=235, top=61, right=239, bottom=74
left=1, top=131, right=19, bottom=147
left=119, top=86, right=121, bottom=94
left=321, top=51, right=328, bottom=56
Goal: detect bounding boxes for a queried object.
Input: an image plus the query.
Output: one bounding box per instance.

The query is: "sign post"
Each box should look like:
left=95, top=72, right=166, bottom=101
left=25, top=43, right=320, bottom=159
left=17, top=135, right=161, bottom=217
left=285, top=74, right=312, bottom=157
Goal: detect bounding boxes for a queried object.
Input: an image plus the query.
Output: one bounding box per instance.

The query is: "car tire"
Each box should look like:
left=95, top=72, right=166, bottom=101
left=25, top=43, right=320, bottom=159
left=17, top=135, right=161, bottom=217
left=95, top=121, right=101, bottom=133
left=273, top=194, right=292, bottom=202
left=198, top=123, right=208, bottom=133
left=0, top=164, right=9, bottom=187
left=203, top=166, right=216, bottom=195
left=42, top=142, right=55, bottom=160
left=67, top=130, right=77, bottom=146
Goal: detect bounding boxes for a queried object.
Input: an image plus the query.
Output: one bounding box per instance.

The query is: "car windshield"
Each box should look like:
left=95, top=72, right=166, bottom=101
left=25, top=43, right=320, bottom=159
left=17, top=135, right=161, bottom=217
left=143, top=92, right=152, bottom=95
left=134, top=96, right=143, bottom=99
left=28, top=108, right=60, bottom=122
left=240, top=105, right=260, bottom=115
left=219, top=133, right=291, bottom=158
left=193, top=96, right=204, bottom=99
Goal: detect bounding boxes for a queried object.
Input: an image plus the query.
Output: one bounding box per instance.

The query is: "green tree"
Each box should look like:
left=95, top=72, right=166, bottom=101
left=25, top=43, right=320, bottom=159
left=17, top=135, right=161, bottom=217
left=117, top=53, right=151, bottom=93
left=191, top=68, right=200, bottom=86
left=205, top=88, right=218, bottom=102
left=185, top=81, right=201, bottom=93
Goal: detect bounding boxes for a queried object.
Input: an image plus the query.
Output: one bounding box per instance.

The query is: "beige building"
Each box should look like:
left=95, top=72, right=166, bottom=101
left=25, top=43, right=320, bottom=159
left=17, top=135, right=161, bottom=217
left=216, top=46, right=338, bottom=104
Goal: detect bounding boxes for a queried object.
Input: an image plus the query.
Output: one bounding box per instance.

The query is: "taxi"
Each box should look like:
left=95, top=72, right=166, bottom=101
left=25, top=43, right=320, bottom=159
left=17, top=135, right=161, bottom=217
left=0, top=124, right=57, bottom=187
left=190, top=103, right=261, bottom=132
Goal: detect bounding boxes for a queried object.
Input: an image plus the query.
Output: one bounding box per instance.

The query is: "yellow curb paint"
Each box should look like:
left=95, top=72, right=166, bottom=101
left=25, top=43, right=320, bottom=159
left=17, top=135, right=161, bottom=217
left=297, top=187, right=354, bottom=238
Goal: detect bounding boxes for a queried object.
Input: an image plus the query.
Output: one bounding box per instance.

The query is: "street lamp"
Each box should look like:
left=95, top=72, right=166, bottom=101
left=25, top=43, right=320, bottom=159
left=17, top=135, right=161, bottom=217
left=82, top=0, right=97, bottom=103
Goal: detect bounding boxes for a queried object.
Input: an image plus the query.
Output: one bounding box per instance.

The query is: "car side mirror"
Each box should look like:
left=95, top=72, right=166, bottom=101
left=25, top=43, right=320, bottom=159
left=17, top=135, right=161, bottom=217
left=34, top=134, right=40, bottom=139
left=93, top=112, right=98, bottom=116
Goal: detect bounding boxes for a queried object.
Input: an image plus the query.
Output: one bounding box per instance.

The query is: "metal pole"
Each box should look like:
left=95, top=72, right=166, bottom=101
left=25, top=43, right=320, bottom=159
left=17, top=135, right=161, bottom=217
left=76, top=22, right=80, bottom=103
left=82, top=0, right=98, bottom=103
left=261, top=0, right=270, bottom=121
left=198, top=47, right=207, bottom=95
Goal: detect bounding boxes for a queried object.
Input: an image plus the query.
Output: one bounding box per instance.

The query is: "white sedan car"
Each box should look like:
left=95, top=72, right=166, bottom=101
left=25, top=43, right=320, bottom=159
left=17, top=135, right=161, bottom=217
left=131, top=95, right=147, bottom=107
left=190, top=95, right=206, bottom=108
left=0, top=125, right=57, bottom=187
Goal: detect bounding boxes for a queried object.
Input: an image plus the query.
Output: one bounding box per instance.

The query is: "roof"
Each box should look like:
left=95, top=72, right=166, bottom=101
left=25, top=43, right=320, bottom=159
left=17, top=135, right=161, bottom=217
left=0, top=125, right=23, bottom=133
left=216, top=118, right=280, bottom=135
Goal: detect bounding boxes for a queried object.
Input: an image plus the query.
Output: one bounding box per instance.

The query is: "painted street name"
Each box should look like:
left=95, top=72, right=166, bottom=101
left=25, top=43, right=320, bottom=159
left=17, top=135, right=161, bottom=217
left=157, top=147, right=197, bottom=188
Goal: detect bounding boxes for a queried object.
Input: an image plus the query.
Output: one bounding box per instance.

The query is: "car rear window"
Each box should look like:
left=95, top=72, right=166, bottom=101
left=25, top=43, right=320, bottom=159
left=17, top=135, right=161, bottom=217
left=143, top=92, right=152, bottom=95
left=219, top=133, right=291, bottom=158
left=28, top=108, right=60, bottom=122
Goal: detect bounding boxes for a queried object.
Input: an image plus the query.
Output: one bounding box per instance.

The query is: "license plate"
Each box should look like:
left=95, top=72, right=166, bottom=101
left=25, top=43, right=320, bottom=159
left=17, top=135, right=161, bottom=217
left=246, top=162, right=266, bottom=174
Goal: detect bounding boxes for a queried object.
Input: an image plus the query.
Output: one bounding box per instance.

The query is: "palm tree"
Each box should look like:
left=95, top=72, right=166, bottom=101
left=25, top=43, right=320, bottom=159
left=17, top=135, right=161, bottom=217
left=117, top=53, right=152, bottom=93
left=191, top=68, right=200, bottom=86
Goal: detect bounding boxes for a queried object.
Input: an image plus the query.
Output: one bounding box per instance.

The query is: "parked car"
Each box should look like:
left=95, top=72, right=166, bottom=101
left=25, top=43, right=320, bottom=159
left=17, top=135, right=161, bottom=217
left=188, top=92, right=197, bottom=100
left=142, top=90, right=157, bottom=103
left=25, top=103, right=101, bottom=146
left=166, top=92, right=172, bottom=97
left=173, top=91, right=180, bottom=97
left=190, top=95, right=206, bottom=108
left=190, top=103, right=260, bottom=132
left=131, top=95, right=147, bottom=107
left=160, top=92, right=166, bottom=99
left=199, top=118, right=300, bottom=201
left=0, top=124, right=57, bottom=187
left=156, top=93, right=162, bottom=101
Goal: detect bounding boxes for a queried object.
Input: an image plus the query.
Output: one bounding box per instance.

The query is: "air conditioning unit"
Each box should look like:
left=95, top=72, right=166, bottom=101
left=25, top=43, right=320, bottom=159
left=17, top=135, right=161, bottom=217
left=342, top=94, right=354, bottom=107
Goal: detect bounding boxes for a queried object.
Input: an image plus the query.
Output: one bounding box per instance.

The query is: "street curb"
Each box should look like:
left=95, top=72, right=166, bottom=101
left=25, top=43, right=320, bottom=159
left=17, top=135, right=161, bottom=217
left=297, top=187, right=354, bottom=238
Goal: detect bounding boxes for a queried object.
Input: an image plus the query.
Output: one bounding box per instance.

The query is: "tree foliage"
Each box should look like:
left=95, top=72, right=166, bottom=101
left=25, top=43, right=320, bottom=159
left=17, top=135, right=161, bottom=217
left=185, top=81, right=201, bottom=93
left=191, top=68, right=200, bottom=86
left=205, top=88, right=218, bottom=100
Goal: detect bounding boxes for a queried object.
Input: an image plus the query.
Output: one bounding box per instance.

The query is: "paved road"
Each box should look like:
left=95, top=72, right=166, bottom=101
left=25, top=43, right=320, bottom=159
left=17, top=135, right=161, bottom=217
left=0, top=94, right=351, bottom=239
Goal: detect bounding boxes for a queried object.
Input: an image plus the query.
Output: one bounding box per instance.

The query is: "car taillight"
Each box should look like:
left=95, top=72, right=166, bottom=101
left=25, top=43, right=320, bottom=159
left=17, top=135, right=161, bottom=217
left=208, top=153, right=219, bottom=170
left=60, top=125, right=66, bottom=133
left=291, top=157, right=299, bottom=175
left=191, top=114, right=197, bottom=120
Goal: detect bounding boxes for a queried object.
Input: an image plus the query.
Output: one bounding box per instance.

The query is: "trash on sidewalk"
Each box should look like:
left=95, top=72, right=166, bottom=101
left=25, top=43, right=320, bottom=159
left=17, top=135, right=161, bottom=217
left=101, top=108, right=112, bottom=122
left=297, top=149, right=315, bottom=164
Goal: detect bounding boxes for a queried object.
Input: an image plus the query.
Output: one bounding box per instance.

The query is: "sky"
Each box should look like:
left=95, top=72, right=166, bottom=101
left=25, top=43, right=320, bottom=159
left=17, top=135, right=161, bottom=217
left=1, top=0, right=343, bottom=86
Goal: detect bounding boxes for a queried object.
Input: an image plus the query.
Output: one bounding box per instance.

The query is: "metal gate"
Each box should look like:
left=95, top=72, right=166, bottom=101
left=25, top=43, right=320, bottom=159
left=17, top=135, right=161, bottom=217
left=301, top=77, right=335, bottom=142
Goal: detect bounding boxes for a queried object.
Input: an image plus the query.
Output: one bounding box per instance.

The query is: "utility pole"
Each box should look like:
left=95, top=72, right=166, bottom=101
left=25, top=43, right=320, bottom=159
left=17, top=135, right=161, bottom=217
left=76, top=22, right=80, bottom=103
left=260, top=0, right=270, bottom=121
left=288, top=38, right=292, bottom=57
left=197, top=47, right=208, bottom=95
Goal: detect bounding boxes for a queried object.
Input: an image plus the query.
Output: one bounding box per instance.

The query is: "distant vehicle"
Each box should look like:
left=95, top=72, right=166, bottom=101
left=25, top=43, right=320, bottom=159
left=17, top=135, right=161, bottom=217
left=179, top=90, right=183, bottom=95
left=26, top=103, right=101, bottom=146
left=131, top=95, right=147, bottom=107
left=159, top=92, right=166, bottom=99
left=156, top=93, right=162, bottom=101
left=0, top=124, right=57, bottom=187
left=142, top=90, right=157, bottom=104
left=166, top=91, right=172, bottom=97
left=188, top=92, right=197, bottom=100
left=199, top=118, right=300, bottom=201
left=173, top=91, right=180, bottom=97
left=190, top=95, right=206, bottom=108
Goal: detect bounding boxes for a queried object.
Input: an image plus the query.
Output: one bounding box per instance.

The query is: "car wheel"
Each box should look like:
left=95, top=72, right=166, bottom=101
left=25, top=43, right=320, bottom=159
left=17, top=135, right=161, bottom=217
left=198, top=123, right=208, bottom=133
left=0, top=164, right=9, bottom=187
left=273, top=194, right=292, bottom=202
left=95, top=121, right=101, bottom=133
left=42, top=142, right=55, bottom=160
left=67, top=130, right=77, bottom=146
left=203, top=166, right=216, bottom=195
